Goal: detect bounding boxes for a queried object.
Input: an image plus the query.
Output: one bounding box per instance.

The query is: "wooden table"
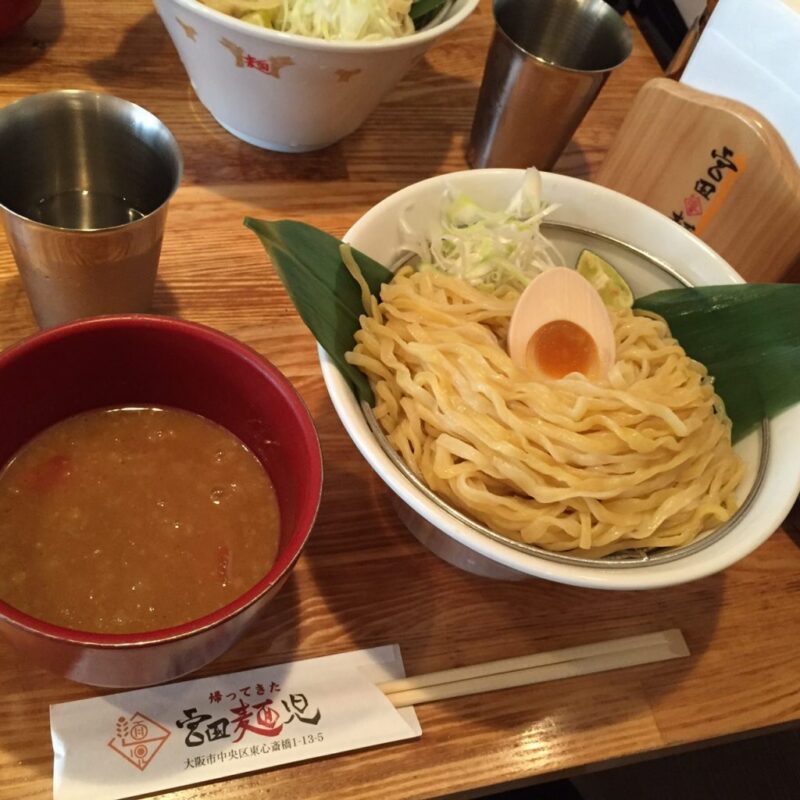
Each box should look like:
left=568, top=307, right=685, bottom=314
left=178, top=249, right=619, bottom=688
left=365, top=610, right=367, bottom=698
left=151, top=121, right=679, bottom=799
left=1, top=3, right=799, bottom=799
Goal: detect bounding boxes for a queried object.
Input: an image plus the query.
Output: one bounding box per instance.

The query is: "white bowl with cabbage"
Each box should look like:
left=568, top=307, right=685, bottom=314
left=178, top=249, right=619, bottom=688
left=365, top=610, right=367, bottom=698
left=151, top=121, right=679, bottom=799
left=312, top=169, right=800, bottom=590
left=154, top=0, right=478, bottom=151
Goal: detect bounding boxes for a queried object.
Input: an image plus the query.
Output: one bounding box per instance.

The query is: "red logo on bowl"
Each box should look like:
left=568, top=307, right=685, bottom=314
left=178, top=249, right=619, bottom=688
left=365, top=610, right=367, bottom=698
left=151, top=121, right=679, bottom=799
left=219, top=38, right=294, bottom=78
left=683, top=194, right=704, bottom=217
left=108, top=712, right=171, bottom=771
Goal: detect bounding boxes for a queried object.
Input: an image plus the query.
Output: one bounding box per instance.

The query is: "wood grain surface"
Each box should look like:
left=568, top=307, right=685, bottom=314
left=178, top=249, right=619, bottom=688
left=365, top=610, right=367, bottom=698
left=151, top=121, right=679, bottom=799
left=1, top=3, right=799, bottom=799
left=597, top=77, right=800, bottom=283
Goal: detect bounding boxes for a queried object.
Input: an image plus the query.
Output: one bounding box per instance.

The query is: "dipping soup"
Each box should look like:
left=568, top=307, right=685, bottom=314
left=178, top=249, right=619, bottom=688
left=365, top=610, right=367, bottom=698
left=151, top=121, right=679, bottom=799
left=0, top=406, right=280, bottom=634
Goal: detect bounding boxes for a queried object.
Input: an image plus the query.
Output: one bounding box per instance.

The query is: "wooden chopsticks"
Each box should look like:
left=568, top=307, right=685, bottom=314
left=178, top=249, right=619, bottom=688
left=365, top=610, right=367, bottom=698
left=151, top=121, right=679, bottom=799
left=379, top=629, right=689, bottom=708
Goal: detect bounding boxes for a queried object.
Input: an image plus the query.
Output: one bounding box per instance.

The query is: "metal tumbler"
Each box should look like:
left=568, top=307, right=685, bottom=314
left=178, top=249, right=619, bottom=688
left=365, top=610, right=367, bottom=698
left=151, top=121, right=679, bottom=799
left=0, top=91, right=182, bottom=328
left=468, top=0, right=632, bottom=170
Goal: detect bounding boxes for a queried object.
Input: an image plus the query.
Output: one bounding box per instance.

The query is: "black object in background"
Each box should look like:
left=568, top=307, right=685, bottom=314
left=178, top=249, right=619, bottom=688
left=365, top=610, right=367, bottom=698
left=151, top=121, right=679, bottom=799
left=629, top=0, right=690, bottom=68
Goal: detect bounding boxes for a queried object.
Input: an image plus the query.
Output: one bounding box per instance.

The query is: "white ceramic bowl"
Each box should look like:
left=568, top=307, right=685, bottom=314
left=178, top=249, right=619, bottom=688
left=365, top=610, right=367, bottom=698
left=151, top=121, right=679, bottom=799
left=154, top=0, right=479, bottom=152
left=320, top=169, right=800, bottom=590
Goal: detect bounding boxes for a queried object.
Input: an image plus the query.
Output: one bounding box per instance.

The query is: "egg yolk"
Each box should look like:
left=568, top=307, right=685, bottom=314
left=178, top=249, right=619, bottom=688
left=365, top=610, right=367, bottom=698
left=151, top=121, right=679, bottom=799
left=527, top=319, right=599, bottom=379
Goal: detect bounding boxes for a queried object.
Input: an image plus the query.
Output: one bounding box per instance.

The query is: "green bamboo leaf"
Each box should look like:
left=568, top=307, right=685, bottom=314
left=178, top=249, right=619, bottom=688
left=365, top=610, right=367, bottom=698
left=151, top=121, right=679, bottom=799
left=635, top=284, right=800, bottom=442
left=411, top=0, right=449, bottom=22
left=244, top=218, right=392, bottom=405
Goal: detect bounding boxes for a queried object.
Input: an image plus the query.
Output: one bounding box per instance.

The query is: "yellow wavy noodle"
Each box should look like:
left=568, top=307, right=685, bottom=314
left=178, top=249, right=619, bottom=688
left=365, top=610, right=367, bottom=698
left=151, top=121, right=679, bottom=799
left=346, top=268, right=744, bottom=557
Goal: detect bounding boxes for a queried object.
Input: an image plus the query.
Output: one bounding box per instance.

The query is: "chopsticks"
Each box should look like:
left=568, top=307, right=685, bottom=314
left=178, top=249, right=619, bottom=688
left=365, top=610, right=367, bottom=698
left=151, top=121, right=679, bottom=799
left=379, top=629, right=688, bottom=708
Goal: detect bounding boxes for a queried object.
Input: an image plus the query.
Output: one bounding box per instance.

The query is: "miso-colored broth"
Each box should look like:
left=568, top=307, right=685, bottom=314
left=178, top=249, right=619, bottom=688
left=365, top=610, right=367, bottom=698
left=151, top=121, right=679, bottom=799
left=0, top=406, right=280, bottom=634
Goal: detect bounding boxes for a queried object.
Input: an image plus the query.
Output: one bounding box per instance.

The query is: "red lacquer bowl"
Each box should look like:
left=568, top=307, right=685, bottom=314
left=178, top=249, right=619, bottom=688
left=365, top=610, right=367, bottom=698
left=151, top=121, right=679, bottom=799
left=0, top=315, right=323, bottom=687
left=0, top=0, right=41, bottom=37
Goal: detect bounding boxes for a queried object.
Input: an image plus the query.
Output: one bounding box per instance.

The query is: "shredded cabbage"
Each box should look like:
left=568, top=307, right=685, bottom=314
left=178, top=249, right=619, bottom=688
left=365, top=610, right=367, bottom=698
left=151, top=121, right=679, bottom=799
left=398, top=168, right=564, bottom=292
left=201, top=0, right=415, bottom=41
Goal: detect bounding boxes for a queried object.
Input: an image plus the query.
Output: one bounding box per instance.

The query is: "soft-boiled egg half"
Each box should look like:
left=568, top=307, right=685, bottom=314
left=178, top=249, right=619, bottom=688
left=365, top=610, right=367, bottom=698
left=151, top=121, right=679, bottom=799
left=507, top=267, right=616, bottom=382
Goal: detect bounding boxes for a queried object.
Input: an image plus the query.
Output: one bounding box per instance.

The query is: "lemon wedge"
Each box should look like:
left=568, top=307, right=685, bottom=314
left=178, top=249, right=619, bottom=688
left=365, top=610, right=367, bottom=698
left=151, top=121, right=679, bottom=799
left=576, top=250, right=634, bottom=311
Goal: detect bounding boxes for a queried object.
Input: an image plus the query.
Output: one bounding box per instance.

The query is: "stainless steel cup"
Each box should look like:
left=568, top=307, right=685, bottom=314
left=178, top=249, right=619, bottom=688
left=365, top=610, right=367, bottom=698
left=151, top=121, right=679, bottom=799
left=0, top=90, right=182, bottom=328
left=468, top=0, right=632, bottom=170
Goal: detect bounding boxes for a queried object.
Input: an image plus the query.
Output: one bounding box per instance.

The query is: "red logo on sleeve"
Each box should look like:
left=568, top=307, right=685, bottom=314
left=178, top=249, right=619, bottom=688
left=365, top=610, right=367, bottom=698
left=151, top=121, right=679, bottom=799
left=108, top=712, right=171, bottom=771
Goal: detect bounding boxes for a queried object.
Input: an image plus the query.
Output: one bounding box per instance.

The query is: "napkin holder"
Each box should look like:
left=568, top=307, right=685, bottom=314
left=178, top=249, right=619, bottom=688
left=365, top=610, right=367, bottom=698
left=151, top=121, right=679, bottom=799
left=597, top=77, right=800, bottom=283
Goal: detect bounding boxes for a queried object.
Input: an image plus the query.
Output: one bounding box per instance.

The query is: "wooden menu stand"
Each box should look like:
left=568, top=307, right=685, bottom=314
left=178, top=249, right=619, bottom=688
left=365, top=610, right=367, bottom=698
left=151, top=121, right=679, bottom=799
left=597, top=78, right=800, bottom=283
